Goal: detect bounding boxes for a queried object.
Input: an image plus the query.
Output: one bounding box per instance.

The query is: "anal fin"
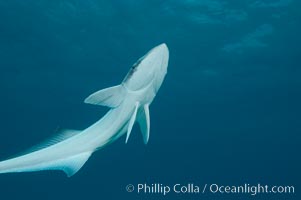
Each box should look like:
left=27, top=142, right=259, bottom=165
left=41, top=152, right=92, bottom=177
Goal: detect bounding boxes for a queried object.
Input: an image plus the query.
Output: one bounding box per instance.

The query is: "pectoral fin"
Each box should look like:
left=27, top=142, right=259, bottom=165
left=84, top=85, right=126, bottom=108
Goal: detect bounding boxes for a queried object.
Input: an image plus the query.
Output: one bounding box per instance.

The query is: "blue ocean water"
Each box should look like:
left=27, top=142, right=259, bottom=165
left=0, top=0, right=300, bottom=199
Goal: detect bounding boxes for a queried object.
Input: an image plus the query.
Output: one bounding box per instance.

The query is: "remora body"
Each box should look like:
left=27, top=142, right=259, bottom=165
left=0, top=43, right=169, bottom=177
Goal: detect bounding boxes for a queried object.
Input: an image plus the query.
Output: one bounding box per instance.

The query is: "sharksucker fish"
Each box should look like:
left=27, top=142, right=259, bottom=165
left=0, top=43, right=169, bottom=177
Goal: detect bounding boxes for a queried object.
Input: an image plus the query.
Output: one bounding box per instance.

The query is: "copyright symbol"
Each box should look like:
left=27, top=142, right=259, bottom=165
left=126, top=184, right=135, bottom=192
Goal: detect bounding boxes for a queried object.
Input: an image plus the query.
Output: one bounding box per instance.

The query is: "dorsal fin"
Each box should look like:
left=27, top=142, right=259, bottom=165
left=125, top=102, right=140, bottom=143
left=15, top=129, right=82, bottom=157
left=137, top=104, right=150, bottom=144
left=84, top=85, right=126, bottom=108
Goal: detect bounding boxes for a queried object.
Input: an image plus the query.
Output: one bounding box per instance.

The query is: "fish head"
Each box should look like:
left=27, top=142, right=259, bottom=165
left=123, top=43, right=169, bottom=93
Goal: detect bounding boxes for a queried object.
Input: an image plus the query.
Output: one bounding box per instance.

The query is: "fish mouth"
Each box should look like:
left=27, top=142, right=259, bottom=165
left=153, top=43, right=169, bottom=55
left=157, top=43, right=169, bottom=71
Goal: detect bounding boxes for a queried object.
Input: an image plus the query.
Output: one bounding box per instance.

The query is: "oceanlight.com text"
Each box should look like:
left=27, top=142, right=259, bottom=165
left=126, top=183, right=295, bottom=196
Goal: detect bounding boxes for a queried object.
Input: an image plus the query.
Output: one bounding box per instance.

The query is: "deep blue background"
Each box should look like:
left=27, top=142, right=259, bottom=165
left=0, top=0, right=300, bottom=199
